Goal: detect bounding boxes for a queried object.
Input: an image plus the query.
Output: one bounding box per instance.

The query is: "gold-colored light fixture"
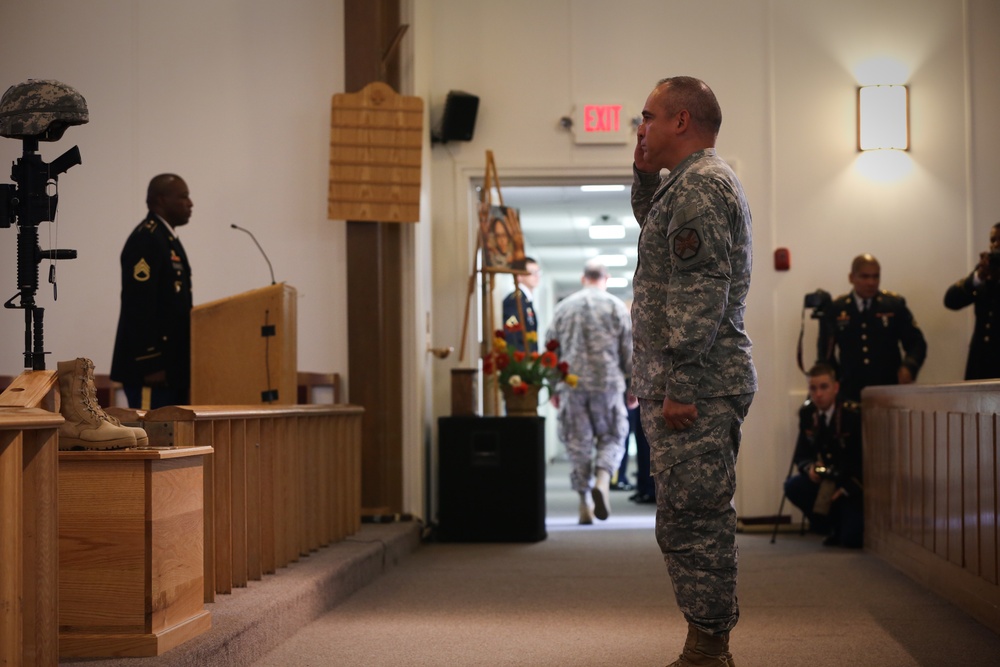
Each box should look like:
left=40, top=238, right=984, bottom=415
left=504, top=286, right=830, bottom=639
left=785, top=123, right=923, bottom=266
left=857, top=84, right=909, bottom=151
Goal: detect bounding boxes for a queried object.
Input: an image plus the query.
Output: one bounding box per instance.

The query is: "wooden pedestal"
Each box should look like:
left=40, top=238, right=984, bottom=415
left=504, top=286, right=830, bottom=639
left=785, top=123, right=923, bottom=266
left=58, top=447, right=213, bottom=658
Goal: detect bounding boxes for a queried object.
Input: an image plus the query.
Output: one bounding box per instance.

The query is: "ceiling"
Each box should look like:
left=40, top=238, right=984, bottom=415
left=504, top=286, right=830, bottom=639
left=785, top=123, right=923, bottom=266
left=500, top=182, right=638, bottom=302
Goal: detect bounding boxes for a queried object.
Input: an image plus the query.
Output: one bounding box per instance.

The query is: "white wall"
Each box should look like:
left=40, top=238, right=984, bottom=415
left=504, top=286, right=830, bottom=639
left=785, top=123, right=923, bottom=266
left=2, top=0, right=996, bottom=521
left=0, top=0, right=348, bottom=383
left=423, top=0, right=1000, bottom=518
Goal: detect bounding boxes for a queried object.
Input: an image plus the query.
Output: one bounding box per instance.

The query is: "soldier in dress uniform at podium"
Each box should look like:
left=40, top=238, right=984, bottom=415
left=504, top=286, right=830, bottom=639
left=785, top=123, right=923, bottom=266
left=817, top=254, right=927, bottom=401
left=111, top=174, right=193, bottom=410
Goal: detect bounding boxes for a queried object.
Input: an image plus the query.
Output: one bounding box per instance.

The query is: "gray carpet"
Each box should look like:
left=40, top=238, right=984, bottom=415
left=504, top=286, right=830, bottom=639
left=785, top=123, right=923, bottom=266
left=254, top=462, right=1000, bottom=667
left=62, top=461, right=1000, bottom=666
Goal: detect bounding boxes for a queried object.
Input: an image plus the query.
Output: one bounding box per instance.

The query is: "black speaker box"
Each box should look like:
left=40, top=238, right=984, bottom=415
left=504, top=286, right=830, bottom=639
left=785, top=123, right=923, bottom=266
left=436, top=91, right=479, bottom=143
left=437, top=416, right=546, bottom=542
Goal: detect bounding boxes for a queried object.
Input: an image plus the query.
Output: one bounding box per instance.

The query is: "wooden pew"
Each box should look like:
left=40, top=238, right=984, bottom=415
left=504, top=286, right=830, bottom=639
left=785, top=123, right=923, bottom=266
left=863, top=381, right=1000, bottom=634
left=138, top=403, right=364, bottom=601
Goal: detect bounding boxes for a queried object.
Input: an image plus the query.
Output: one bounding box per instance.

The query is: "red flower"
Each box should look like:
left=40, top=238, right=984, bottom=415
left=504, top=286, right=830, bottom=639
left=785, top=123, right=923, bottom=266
left=495, top=352, right=511, bottom=370
left=494, top=329, right=506, bottom=339
left=512, top=383, right=529, bottom=395
left=513, top=351, right=526, bottom=362
left=482, top=357, right=495, bottom=374
left=546, top=339, right=559, bottom=352
left=557, top=361, right=569, bottom=375
left=540, top=351, right=557, bottom=368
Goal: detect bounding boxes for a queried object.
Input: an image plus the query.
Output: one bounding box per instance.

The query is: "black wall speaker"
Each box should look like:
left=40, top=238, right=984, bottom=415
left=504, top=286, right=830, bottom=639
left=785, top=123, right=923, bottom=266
left=433, top=90, right=479, bottom=144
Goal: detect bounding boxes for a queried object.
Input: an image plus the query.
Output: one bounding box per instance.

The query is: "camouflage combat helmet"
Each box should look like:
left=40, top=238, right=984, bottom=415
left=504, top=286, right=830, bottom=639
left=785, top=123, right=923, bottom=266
left=0, top=79, right=88, bottom=142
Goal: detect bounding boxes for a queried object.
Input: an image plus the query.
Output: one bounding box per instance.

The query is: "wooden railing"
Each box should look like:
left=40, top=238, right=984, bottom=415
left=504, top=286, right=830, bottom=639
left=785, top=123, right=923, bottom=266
left=863, top=381, right=1000, bottom=634
left=0, top=371, right=61, bottom=667
left=134, top=403, right=364, bottom=602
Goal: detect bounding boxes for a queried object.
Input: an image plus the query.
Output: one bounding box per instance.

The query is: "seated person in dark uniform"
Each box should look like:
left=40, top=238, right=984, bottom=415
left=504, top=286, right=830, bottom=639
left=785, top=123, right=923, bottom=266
left=944, top=221, right=1000, bottom=380
left=784, top=363, right=864, bottom=548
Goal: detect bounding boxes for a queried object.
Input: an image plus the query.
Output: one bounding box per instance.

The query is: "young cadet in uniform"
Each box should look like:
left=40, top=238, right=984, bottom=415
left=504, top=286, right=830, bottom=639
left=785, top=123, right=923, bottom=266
left=631, top=76, right=756, bottom=667
left=784, top=363, right=864, bottom=548
left=111, top=174, right=193, bottom=410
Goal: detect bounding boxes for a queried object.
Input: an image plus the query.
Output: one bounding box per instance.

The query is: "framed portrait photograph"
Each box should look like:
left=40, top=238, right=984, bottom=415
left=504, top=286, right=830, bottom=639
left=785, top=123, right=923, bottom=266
left=478, top=203, right=526, bottom=273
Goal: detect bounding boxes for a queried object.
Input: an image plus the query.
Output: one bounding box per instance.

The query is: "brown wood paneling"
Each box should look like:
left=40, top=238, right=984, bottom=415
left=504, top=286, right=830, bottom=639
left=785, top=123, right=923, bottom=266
left=964, top=412, right=979, bottom=575
left=986, top=413, right=999, bottom=584
left=948, top=412, right=963, bottom=567
left=343, top=0, right=405, bottom=516
left=864, top=382, right=1000, bottom=635
left=922, top=411, right=935, bottom=551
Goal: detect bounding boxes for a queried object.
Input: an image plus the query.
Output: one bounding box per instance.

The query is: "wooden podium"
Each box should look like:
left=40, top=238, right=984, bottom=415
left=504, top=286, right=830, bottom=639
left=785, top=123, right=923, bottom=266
left=190, top=283, right=297, bottom=405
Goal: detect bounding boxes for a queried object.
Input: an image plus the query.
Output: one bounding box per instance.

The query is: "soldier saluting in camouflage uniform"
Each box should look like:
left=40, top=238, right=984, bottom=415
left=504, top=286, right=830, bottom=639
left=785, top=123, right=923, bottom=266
left=631, top=76, right=756, bottom=667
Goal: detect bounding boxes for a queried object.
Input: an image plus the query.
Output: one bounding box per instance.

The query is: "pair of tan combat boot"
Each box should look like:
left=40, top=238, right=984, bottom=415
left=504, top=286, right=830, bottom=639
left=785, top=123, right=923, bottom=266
left=56, top=357, right=148, bottom=450
left=666, top=625, right=735, bottom=666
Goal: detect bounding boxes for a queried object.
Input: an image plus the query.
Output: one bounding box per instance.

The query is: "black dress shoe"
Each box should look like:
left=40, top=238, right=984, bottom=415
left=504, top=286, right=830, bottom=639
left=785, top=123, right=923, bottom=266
left=629, top=491, right=656, bottom=504
left=611, top=480, right=635, bottom=491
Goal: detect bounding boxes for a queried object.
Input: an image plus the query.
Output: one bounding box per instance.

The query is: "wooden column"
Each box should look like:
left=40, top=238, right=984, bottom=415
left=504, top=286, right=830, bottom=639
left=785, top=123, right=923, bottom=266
left=344, top=0, right=404, bottom=513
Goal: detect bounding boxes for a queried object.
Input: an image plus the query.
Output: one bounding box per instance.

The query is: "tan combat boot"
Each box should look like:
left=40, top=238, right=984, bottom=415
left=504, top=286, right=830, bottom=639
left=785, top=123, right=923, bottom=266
left=665, top=624, right=735, bottom=667
left=76, top=358, right=149, bottom=447
left=579, top=492, right=595, bottom=525
left=591, top=468, right=611, bottom=520
left=57, top=358, right=139, bottom=450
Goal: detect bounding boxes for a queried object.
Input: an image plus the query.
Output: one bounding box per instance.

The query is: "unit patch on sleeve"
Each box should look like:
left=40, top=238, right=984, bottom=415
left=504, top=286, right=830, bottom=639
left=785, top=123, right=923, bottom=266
left=672, top=228, right=702, bottom=260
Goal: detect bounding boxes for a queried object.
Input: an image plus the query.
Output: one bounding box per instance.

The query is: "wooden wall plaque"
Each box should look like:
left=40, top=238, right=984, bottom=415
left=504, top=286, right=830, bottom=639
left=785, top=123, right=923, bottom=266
left=329, top=81, right=423, bottom=223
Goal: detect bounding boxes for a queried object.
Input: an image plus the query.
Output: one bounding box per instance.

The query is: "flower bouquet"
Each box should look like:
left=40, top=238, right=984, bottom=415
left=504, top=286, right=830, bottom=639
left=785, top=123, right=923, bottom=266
left=482, top=327, right=577, bottom=414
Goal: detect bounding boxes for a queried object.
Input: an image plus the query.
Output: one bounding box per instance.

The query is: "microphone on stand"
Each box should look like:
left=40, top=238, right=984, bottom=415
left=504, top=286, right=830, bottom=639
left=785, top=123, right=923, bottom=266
left=231, top=223, right=276, bottom=285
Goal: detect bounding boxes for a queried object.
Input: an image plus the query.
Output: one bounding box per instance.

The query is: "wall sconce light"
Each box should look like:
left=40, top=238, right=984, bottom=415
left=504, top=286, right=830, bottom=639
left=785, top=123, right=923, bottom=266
left=857, top=84, right=909, bottom=151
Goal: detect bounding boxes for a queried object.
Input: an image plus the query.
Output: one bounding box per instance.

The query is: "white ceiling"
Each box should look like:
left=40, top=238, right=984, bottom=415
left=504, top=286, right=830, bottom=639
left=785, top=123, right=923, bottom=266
left=500, top=183, right=638, bottom=302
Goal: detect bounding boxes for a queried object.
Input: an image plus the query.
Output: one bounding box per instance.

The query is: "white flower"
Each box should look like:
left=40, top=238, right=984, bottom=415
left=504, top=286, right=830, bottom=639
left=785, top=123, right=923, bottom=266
left=508, top=375, right=523, bottom=387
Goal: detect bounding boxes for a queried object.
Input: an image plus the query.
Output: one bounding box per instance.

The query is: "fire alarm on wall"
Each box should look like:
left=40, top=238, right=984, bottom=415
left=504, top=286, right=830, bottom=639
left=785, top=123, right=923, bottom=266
left=774, top=247, right=790, bottom=271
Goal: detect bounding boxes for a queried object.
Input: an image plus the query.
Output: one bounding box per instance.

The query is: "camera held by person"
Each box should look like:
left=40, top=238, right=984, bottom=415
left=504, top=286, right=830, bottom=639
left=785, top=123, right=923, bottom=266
left=803, top=288, right=831, bottom=319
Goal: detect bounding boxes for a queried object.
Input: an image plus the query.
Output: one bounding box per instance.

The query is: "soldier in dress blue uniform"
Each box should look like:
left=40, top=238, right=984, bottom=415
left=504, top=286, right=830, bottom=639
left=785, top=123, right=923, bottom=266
left=817, top=254, right=927, bottom=402
left=110, top=174, right=193, bottom=410
left=502, top=257, right=540, bottom=354
left=944, top=222, right=1000, bottom=380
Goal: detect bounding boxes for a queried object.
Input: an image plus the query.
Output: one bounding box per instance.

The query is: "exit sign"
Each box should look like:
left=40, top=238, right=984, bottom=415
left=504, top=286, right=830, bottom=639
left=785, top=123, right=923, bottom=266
left=572, top=102, right=629, bottom=144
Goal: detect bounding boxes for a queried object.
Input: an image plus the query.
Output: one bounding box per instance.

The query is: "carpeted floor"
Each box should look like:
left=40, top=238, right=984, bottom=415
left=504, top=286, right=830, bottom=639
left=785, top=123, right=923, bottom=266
left=252, top=462, right=1000, bottom=667
left=61, top=460, right=1000, bottom=667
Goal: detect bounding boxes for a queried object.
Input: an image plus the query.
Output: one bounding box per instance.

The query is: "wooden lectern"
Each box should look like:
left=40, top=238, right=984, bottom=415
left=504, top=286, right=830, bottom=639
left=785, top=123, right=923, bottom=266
left=190, top=283, right=297, bottom=405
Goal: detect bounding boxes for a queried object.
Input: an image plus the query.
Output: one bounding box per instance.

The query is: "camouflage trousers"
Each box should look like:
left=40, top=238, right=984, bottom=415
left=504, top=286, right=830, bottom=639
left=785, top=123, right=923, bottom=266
left=640, top=393, right=753, bottom=635
left=557, top=388, right=628, bottom=494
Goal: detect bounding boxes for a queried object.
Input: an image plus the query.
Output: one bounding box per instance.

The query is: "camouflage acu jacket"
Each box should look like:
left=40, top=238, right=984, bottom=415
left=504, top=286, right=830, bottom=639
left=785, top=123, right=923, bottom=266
left=630, top=148, right=757, bottom=403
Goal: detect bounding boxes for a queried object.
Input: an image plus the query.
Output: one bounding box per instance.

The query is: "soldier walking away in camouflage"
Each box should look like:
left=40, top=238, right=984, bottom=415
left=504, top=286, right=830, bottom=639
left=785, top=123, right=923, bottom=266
left=944, top=222, right=1000, bottom=380
left=631, top=76, right=756, bottom=667
left=817, top=253, right=926, bottom=401
left=545, top=261, right=632, bottom=525
left=110, top=174, right=194, bottom=410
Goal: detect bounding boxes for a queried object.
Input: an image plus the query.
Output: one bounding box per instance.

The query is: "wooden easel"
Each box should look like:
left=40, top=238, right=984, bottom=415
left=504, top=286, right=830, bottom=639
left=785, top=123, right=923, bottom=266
left=458, top=151, right=528, bottom=415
